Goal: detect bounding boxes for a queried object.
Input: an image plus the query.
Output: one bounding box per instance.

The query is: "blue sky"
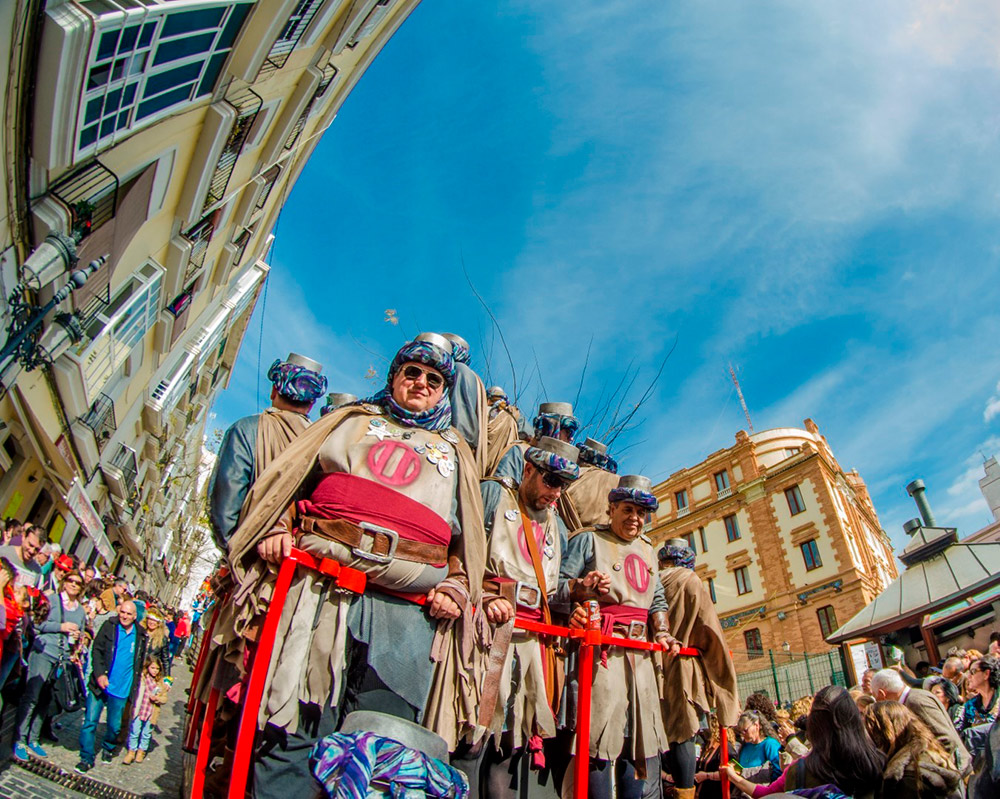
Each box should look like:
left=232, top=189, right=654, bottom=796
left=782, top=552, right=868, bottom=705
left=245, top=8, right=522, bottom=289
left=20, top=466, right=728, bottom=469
left=212, top=0, right=1000, bottom=556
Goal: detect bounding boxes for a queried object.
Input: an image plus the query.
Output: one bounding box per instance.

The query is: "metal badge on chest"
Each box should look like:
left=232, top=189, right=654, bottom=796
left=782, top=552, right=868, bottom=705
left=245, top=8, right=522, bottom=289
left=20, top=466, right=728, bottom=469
left=364, top=418, right=456, bottom=484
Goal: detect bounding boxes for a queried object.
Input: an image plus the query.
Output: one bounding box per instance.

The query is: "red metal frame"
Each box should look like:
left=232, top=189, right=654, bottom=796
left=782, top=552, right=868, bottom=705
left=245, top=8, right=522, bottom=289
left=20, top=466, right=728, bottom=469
left=189, top=687, right=219, bottom=799
left=188, top=600, right=222, bottom=714
left=198, top=548, right=711, bottom=799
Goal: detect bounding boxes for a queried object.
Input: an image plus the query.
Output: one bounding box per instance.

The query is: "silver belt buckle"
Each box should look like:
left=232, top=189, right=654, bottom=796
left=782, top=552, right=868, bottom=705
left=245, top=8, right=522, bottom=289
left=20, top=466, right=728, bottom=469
left=353, top=522, right=399, bottom=564
left=514, top=580, right=541, bottom=609
left=627, top=620, right=647, bottom=640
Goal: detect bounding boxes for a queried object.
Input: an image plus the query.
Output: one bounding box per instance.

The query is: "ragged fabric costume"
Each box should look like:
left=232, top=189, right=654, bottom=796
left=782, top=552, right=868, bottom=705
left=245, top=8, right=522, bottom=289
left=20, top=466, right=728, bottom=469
left=559, top=526, right=668, bottom=764
left=208, top=355, right=327, bottom=549
left=558, top=440, right=619, bottom=531
left=223, top=339, right=486, bottom=796
left=657, top=556, right=740, bottom=745
left=492, top=403, right=579, bottom=485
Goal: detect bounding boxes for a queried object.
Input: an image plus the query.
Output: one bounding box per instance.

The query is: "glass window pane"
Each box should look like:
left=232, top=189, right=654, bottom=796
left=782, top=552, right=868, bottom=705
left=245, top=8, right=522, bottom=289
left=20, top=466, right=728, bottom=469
left=99, top=116, right=117, bottom=138
left=197, top=51, right=228, bottom=98
left=139, top=22, right=156, bottom=48
left=122, top=82, right=138, bottom=106
left=129, top=51, right=149, bottom=76
left=161, top=7, right=226, bottom=38
left=85, top=97, right=102, bottom=124
left=143, top=62, right=202, bottom=99
left=153, top=32, right=218, bottom=67
left=219, top=4, right=252, bottom=49
left=97, top=30, right=120, bottom=62
left=103, top=87, right=122, bottom=114
left=111, top=58, right=126, bottom=82
left=136, top=84, right=194, bottom=120
left=120, top=25, right=140, bottom=51
left=79, top=125, right=99, bottom=149
left=117, top=110, right=130, bottom=129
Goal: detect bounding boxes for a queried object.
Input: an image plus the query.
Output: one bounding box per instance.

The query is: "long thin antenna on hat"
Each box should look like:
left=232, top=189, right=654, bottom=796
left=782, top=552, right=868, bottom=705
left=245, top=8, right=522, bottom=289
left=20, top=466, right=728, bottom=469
left=729, top=363, right=754, bottom=433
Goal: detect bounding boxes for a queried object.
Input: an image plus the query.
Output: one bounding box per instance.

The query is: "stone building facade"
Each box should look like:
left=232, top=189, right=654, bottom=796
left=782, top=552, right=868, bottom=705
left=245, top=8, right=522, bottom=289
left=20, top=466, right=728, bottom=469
left=0, top=0, right=419, bottom=593
left=649, top=419, right=898, bottom=662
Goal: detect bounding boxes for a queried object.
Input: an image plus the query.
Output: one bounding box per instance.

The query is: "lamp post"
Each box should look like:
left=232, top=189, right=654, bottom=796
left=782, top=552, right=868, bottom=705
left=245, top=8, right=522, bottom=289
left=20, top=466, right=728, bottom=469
left=0, top=232, right=108, bottom=377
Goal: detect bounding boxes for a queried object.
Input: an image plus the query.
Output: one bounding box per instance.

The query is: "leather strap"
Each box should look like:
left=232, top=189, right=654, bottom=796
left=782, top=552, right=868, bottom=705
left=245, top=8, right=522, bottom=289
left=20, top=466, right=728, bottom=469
left=517, top=501, right=559, bottom=710
left=476, top=618, right=514, bottom=729
left=300, top=516, right=448, bottom=565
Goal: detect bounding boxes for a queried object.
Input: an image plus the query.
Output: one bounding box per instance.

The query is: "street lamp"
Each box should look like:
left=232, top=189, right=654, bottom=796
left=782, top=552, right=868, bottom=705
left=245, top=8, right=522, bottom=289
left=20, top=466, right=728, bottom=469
left=0, top=232, right=108, bottom=376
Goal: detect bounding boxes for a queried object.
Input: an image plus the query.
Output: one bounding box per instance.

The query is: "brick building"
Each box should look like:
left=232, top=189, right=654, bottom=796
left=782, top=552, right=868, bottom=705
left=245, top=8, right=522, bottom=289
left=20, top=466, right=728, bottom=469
left=649, top=419, right=898, bottom=665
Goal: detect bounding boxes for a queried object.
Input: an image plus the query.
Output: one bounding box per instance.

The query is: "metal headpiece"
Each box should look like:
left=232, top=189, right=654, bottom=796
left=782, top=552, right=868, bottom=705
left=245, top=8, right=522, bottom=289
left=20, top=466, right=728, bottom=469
left=582, top=437, right=607, bottom=455
left=616, top=474, right=653, bottom=492
left=534, top=436, right=580, bottom=463
left=442, top=333, right=469, bottom=351
left=285, top=352, right=323, bottom=373
left=539, top=401, right=574, bottom=416
left=414, top=332, right=453, bottom=353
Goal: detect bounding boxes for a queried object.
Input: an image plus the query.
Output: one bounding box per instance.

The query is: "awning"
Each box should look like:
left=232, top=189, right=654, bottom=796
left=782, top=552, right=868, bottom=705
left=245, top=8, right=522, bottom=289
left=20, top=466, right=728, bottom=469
left=10, top=385, right=76, bottom=490
left=827, top=542, right=1000, bottom=643
left=63, top=478, right=115, bottom=563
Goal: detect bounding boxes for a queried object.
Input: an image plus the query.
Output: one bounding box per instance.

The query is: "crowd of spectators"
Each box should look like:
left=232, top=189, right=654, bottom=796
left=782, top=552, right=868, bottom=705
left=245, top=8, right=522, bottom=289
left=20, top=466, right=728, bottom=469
left=0, top=518, right=195, bottom=772
left=686, top=635, right=1000, bottom=797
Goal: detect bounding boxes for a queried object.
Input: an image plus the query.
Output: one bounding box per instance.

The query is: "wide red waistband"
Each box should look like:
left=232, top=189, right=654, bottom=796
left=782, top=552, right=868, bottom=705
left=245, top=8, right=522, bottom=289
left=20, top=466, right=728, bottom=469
left=297, top=472, right=451, bottom=547
left=598, top=603, right=647, bottom=636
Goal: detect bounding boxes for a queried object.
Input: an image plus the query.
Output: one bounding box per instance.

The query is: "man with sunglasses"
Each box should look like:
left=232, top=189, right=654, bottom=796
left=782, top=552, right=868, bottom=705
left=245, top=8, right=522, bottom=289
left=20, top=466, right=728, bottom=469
left=466, top=436, right=580, bottom=797
left=12, top=568, right=87, bottom=761
left=492, top=401, right=580, bottom=484
left=209, top=352, right=327, bottom=550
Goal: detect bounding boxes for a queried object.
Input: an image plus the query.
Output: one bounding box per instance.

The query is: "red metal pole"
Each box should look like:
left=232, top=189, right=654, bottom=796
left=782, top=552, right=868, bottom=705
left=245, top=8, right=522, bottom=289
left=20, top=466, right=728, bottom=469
left=184, top=698, right=204, bottom=753
left=227, top=555, right=299, bottom=799
left=573, top=638, right=596, bottom=799
left=189, top=687, right=219, bottom=799
left=719, top=724, right=730, bottom=796
left=188, top=601, right=221, bottom=713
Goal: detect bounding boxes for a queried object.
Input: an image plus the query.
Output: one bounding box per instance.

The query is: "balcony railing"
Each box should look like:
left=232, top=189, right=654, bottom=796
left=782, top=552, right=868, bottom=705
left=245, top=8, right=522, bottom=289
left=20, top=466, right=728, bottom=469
left=256, top=165, right=281, bottom=210
left=47, top=159, right=118, bottom=242
left=258, top=0, right=326, bottom=77
left=677, top=506, right=691, bottom=518
left=105, top=443, right=140, bottom=512
left=80, top=393, right=116, bottom=451
left=284, top=61, right=337, bottom=150
left=203, top=87, right=263, bottom=210
left=183, top=216, right=215, bottom=282
left=717, top=487, right=733, bottom=500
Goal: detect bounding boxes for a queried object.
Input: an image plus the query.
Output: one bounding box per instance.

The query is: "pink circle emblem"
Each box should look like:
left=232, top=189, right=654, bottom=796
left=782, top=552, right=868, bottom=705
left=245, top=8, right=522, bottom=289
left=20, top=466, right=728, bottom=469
left=517, top=520, right=546, bottom=563
left=624, top=553, right=650, bottom=593
left=367, top=441, right=421, bottom=486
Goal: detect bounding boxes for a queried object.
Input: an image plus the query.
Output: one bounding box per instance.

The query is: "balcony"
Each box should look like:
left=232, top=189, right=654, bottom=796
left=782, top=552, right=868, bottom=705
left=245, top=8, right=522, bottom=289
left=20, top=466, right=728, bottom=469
left=257, top=0, right=327, bottom=78
left=47, top=159, right=118, bottom=242
left=80, top=393, right=116, bottom=451
left=203, top=86, right=263, bottom=211
left=255, top=165, right=281, bottom=211
left=104, top=443, right=139, bottom=506
left=284, top=62, right=337, bottom=150
left=717, top=487, right=733, bottom=500
left=182, top=215, right=215, bottom=284
left=677, top=507, right=691, bottom=518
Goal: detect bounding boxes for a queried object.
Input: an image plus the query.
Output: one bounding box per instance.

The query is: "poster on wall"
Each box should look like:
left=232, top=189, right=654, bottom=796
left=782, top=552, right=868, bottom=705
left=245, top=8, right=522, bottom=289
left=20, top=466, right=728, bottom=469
left=864, top=641, right=885, bottom=670
left=848, top=643, right=869, bottom=684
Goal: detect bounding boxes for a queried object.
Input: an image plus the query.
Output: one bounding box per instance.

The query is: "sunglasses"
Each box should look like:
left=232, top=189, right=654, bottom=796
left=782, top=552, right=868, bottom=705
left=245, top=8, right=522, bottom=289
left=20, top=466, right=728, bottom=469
left=541, top=472, right=567, bottom=489
left=65, top=579, right=83, bottom=586
left=401, top=365, right=444, bottom=390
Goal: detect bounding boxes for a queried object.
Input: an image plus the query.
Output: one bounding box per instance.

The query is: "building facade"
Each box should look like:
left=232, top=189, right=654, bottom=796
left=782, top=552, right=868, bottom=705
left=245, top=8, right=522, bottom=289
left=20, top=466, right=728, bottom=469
left=0, top=0, right=420, bottom=593
left=649, top=419, right=898, bottom=666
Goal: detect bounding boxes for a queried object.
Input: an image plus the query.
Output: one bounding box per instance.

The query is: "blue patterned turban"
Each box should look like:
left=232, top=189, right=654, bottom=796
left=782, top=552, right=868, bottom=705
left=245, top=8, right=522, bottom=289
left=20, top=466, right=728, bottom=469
left=267, top=358, right=327, bottom=402
left=525, top=445, right=581, bottom=482
left=365, top=339, right=456, bottom=432
left=658, top=543, right=696, bottom=570
left=578, top=442, right=619, bottom=474
left=533, top=412, right=580, bottom=440
left=608, top=486, right=659, bottom=511
left=388, top=340, right=456, bottom=388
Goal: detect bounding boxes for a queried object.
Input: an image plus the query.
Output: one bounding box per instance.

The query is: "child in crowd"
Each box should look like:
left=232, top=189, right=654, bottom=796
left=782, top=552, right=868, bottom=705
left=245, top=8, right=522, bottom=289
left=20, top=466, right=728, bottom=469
left=123, top=657, right=170, bottom=764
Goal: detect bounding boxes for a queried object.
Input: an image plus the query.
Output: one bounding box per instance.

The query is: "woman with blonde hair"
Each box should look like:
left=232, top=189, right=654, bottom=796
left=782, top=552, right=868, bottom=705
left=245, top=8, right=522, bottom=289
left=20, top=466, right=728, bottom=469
left=864, top=700, right=963, bottom=798
left=144, top=611, right=171, bottom=675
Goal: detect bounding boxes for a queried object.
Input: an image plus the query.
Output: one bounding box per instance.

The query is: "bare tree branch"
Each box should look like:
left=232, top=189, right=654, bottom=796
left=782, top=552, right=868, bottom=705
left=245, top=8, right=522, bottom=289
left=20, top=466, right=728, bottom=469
left=349, top=329, right=390, bottom=365
left=604, top=333, right=678, bottom=446
left=532, top=347, right=550, bottom=401
left=574, top=335, right=594, bottom=409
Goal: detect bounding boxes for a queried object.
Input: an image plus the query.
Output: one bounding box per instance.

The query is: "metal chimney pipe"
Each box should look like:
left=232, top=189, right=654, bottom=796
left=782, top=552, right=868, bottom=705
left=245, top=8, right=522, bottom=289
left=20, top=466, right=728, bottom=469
left=906, top=479, right=936, bottom=527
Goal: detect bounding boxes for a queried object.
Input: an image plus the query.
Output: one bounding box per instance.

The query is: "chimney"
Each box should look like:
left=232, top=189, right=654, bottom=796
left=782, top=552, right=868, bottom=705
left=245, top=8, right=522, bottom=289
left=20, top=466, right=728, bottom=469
left=906, top=479, right=936, bottom=527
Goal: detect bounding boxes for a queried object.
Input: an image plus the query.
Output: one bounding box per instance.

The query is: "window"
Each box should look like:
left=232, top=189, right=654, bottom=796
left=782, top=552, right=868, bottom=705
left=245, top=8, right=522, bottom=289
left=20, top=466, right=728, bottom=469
left=714, top=470, right=730, bottom=491
left=785, top=447, right=800, bottom=458
left=684, top=532, right=696, bottom=553
left=817, top=605, right=838, bottom=639
left=674, top=490, right=688, bottom=510
left=744, top=628, right=763, bottom=659
left=699, top=526, right=708, bottom=553
left=735, top=565, right=751, bottom=595
left=785, top=484, right=806, bottom=515
left=801, top=539, right=822, bottom=571
left=708, top=577, right=716, bottom=604
left=724, top=514, right=741, bottom=542
left=73, top=261, right=164, bottom=401
left=77, top=2, right=253, bottom=157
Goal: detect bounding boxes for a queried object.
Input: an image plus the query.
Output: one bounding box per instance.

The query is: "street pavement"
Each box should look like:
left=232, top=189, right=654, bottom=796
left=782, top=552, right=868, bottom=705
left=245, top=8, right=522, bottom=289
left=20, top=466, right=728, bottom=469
left=0, top=658, right=192, bottom=798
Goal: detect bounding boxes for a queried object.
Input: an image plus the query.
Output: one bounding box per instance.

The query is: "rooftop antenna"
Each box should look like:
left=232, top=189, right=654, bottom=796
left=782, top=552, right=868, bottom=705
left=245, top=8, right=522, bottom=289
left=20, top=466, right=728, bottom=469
left=729, top=363, right=754, bottom=433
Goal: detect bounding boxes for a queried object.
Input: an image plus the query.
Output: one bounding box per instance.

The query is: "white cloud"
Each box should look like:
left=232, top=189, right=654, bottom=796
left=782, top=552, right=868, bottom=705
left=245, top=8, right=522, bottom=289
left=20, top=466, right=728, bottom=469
left=984, top=381, right=1000, bottom=422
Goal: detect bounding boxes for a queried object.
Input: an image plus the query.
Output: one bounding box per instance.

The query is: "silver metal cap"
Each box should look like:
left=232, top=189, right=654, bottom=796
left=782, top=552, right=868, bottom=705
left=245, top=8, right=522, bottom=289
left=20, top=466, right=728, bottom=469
left=326, top=393, right=357, bottom=408
left=666, top=538, right=690, bottom=549
left=442, top=333, right=469, bottom=351
left=539, top=401, right=574, bottom=416
left=535, top=435, right=580, bottom=463
left=414, top=332, right=453, bottom=352
left=487, top=386, right=506, bottom=397
left=582, top=437, right=607, bottom=454
left=616, top=474, right=653, bottom=492
left=285, top=352, right=323, bottom=373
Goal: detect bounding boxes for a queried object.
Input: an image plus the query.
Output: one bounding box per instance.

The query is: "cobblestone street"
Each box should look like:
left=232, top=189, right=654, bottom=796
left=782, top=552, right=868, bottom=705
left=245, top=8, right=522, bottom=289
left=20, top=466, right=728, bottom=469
left=0, top=661, right=191, bottom=799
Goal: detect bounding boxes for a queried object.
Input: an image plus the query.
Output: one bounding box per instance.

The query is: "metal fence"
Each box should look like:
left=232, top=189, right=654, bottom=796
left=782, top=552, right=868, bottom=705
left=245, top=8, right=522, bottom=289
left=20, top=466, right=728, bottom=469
left=730, top=648, right=848, bottom=707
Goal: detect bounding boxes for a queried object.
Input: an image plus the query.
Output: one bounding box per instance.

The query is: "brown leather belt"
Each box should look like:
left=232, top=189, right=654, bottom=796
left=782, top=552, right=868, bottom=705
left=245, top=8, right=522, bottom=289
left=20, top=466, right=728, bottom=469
left=612, top=620, right=648, bottom=641
left=300, top=516, right=448, bottom=566
left=482, top=578, right=542, bottom=610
